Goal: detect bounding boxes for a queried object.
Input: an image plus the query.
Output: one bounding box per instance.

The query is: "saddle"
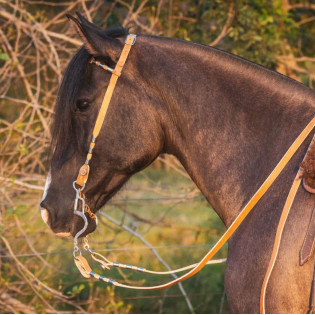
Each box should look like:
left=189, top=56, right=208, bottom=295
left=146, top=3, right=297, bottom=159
left=300, top=135, right=315, bottom=313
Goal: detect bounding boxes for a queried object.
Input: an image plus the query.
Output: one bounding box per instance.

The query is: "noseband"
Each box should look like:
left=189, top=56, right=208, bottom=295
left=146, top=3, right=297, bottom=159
left=70, top=33, right=315, bottom=313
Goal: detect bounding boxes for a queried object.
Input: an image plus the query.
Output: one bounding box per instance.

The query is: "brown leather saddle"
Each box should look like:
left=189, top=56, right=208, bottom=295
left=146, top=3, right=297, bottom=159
left=300, top=135, right=315, bottom=313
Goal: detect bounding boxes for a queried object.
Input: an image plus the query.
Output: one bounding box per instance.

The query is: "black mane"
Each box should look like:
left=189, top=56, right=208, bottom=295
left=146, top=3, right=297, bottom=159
left=50, top=27, right=128, bottom=163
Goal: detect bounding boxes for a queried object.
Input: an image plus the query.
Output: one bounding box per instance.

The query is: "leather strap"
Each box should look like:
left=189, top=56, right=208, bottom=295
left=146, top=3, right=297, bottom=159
left=74, top=255, right=92, bottom=278
left=76, top=34, right=136, bottom=187
left=74, top=117, right=315, bottom=291
left=260, top=132, right=315, bottom=313
left=300, top=204, right=315, bottom=266
left=91, top=35, right=135, bottom=139
left=143, top=117, right=315, bottom=291
left=260, top=169, right=302, bottom=313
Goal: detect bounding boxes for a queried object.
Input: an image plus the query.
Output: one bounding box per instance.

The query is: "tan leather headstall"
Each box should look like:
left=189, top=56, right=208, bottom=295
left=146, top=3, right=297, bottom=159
left=75, top=34, right=136, bottom=189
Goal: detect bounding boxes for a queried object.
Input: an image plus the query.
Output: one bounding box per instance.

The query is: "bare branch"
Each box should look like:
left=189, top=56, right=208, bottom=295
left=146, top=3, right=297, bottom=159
left=210, top=2, right=235, bottom=47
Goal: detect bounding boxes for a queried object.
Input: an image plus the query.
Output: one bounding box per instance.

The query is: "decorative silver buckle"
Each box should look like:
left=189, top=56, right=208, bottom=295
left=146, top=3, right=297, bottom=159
left=125, top=34, right=137, bottom=45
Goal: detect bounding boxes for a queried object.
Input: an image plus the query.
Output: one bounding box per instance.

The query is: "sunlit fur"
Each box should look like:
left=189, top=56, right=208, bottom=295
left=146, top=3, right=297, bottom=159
left=41, top=13, right=315, bottom=313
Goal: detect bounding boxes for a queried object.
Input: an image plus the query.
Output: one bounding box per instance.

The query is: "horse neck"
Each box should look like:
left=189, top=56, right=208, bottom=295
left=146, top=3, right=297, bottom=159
left=139, top=36, right=315, bottom=226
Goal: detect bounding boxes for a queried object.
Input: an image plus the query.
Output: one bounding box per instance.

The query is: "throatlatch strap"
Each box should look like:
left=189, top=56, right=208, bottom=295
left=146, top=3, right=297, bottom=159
left=76, top=34, right=136, bottom=187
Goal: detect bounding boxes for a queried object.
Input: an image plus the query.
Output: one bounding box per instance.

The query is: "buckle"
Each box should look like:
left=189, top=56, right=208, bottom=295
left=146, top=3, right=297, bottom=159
left=125, top=34, right=137, bottom=46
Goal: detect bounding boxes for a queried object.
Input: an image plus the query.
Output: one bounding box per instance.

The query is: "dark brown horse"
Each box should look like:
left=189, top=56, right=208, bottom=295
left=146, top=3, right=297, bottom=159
left=40, top=13, right=315, bottom=313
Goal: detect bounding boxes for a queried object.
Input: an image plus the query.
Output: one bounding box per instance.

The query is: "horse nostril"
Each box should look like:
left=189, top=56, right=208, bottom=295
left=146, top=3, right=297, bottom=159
left=40, top=199, right=47, bottom=209
left=41, top=208, right=49, bottom=225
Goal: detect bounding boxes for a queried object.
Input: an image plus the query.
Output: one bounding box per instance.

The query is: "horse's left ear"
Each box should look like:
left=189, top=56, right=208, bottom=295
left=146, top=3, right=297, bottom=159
left=66, top=12, right=122, bottom=61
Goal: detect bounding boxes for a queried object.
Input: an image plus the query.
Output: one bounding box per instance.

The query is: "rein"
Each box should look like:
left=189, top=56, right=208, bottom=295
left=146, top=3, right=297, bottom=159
left=71, top=34, right=315, bottom=312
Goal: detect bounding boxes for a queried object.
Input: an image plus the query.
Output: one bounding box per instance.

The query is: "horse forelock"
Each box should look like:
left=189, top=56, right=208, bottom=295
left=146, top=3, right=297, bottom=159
left=50, top=46, right=90, bottom=164
left=50, top=27, right=128, bottom=165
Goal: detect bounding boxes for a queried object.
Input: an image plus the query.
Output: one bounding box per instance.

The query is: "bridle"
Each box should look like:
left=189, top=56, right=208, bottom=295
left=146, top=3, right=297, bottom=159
left=70, top=34, right=315, bottom=313
left=72, top=34, right=137, bottom=254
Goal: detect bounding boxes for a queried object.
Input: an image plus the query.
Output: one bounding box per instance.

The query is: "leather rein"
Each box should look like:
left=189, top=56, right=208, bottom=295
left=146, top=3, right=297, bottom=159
left=71, top=34, right=315, bottom=313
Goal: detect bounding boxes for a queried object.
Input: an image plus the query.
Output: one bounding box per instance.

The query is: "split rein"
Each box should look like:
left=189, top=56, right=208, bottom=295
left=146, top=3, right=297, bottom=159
left=70, top=34, right=315, bottom=311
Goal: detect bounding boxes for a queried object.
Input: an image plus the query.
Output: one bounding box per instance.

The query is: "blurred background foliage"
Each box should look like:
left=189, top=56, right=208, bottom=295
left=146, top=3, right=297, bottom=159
left=0, top=0, right=314, bottom=313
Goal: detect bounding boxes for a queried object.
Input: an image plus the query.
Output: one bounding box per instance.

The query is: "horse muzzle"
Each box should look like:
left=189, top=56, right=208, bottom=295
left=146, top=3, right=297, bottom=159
left=40, top=207, right=72, bottom=237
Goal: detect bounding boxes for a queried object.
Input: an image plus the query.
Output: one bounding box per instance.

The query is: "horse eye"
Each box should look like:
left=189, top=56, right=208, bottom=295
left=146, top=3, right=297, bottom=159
left=76, top=99, right=90, bottom=112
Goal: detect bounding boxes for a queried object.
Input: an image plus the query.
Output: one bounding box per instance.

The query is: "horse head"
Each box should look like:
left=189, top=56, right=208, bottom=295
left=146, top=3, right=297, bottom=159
left=40, top=13, right=164, bottom=237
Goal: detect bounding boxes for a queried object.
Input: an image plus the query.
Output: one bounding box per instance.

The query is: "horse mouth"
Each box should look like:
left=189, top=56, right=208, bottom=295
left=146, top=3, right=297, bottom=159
left=41, top=197, right=97, bottom=238
left=55, top=232, right=72, bottom=237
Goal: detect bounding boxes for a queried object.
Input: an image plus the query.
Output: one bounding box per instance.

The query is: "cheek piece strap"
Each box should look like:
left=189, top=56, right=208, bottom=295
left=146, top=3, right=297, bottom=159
left=75, top=34, right=137, bottom=189
left=70, top=34, right=315, bottom=312
left=72, top=34, right=136, bottom=260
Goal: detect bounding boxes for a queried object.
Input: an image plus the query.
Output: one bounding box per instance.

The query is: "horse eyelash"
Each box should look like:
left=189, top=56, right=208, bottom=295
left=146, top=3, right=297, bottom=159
left=76, top=99, right=91, bottom=112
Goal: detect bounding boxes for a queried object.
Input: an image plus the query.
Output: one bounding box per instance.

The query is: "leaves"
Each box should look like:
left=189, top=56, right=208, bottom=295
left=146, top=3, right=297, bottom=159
left=0, top=52, right=10, bottom=61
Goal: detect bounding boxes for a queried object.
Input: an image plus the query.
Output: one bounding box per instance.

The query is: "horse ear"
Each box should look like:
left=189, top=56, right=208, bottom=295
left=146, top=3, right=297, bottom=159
left=66, top=12, right=122, bottom=60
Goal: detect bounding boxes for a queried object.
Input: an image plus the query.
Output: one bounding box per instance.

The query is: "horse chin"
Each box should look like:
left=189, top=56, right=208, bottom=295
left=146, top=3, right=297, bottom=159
left=69, top=192, right=112, bottom=238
